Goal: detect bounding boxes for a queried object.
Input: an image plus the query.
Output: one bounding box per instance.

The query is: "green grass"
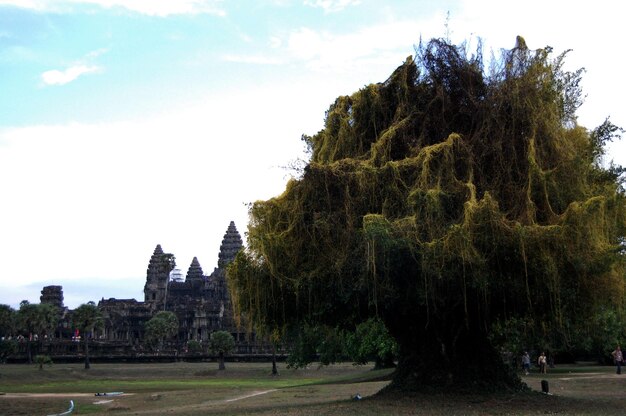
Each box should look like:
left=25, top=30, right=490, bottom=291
left=0, top=378, right=318, bottom=393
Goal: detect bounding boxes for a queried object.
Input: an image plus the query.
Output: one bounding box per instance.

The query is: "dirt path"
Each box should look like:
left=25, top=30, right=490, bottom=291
left=224, top=389, right=278, bottom=402
left=0, top=393, right=95, bottom=398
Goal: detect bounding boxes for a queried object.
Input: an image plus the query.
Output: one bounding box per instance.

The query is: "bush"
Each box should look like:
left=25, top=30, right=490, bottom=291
left=35, top=354, right=53, bottom=370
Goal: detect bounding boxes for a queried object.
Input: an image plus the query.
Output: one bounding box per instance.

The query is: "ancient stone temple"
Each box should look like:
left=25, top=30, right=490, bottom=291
left=98, top=221, right=250, bottom=345
left=40, top=285, right=65, bottom=310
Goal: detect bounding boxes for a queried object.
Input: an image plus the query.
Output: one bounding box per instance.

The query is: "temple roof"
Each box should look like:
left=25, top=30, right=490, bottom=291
left=186, top=256, right=205, bottom=281
left=217, top=221, right=243, bottom=268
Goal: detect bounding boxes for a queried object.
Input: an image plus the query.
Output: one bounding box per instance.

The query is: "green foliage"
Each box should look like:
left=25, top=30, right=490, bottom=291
left=345, top=318, right=397, bottom=368
left=17, top=301, right=59, bottom=339
left=210, top=331, right=235, bottom=355
left=285, top=320, right=396, bottom=369
left=0, top=304, right=15, bottom=337
left=570, top=305, right=626, bottom=361
left=0, top=339, right=18, bottom=362
left=186, top=340, right=202, bottom=353
left=144, top=311, right=178, bottom=349
left=286, top=324, right=345, bottom=368
left=489, top=316, right=540, bottom=356
left=229, top=36, right=626, bottom=390
left=72, top=302, right=104, bottom=369
left=72, top=302, right=103, bottom=335
left=210, top=331, right=235, bottom=370
left=34, top=354, right=52, bottom=370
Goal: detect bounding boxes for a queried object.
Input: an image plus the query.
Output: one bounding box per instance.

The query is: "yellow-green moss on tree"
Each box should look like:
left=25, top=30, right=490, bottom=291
left=228, top=37, right=626, bottom=391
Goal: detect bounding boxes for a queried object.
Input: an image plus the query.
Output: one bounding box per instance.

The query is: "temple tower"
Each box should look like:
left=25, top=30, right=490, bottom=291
left=143, top=244, right=176, bottom=310
left=40, top=285, right=64, bottom=310
left=209, top=221, right=243, bottom=303
left=217, top=221, right=243, bottom=269
left=186, top=256, right=205, bottom=290
left=186, top=257, right=204, bottom=281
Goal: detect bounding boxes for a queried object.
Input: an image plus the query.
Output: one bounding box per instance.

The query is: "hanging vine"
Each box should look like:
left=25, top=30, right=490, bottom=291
left=228, top=36, right=626, bottom=390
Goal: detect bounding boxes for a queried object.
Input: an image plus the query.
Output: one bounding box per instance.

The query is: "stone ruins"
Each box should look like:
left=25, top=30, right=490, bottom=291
left=99, top=220, right=243, bottom=344
left=34, top=221, right=267, bottom=358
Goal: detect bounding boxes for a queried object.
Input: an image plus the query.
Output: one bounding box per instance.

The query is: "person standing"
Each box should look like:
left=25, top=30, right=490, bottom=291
left=522, top=351, right=531, bottom=375
left=538, top=352, right=547, bottom=374
left=612, top=345, right=623, bottom=374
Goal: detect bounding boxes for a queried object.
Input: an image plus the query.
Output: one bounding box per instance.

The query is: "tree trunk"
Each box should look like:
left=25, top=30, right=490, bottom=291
left=84, top=337, right=90, bottom=370
left=271, top=347, right=278, bottom=376
left=385, top=317, right=526, bottom=392
left=374, top=351, right=396, bottom=370
left=218, top=351, right=225, bottom=370
left=26, top=341, right=32, bottom=364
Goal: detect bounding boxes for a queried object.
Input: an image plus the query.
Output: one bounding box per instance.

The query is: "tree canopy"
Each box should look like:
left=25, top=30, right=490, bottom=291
left=72, top=302, right=103, bottom=369
left=144, top=311, right=178, bottom=350
left=0, top=304, right=15, bottom=338
left=228, top=37, right=626, bottom=391
left=17, top=301, right=59, bottom=340
left=210, top=330, right=235, bottom=370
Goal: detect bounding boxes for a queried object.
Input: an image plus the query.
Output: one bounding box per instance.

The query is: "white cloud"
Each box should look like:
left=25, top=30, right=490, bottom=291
left=303, top=0, right=360, bottom=13
left=451, top=0, right=626, bottom=130
left=85, top=47, right=110, bottom=58
left=285, top=17, right=443, bottom=73
left=41, top=64, right=100, bottom=85
left=0, top=79, right=334, bottom=307
left=0, top=0, right=48, bottom=10
left=269, top=36, right=282, bottom=49
left=221, top=54, right=283, bottom=65
left=0, top=0, right=226, bottom=16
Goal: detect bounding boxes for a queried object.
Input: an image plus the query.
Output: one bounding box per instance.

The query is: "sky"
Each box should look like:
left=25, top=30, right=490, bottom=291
left=1, top=0, right=625, bottom=309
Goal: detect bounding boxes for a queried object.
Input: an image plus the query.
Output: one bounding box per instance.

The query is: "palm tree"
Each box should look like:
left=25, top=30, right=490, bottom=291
left=71, top=302, right=103, bottom=369
left=16, top=301, right=58, bottom=363
left=0, top=304, right=16, bottom=339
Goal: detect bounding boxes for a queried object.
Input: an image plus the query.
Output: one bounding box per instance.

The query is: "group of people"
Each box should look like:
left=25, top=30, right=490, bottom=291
left=521, top=351, right=549, bottom=375
left=524, top=346, right=625, bottom=376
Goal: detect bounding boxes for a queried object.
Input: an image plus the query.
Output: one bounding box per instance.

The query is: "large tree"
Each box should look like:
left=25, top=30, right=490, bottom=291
left=16, top=301, right=59, bottom=364
left=210, top=330, right=235, bottom=370
left=228, top=37, right=626, bottom=391
left=144, top=311, right=178, bottom=351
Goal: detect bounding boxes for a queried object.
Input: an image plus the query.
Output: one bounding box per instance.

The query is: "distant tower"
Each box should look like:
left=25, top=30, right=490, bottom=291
left=40, top=285, right=64, bottom=310
left=186, top=257, right=205, bottom=286
left=143, top=244, right=176, bottom=310
left=217, top=221, right=243, bottom=268
left=210, top=221, right=243, bottom=302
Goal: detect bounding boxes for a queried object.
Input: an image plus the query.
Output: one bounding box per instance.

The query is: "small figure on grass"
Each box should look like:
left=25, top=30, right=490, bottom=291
left=521, top=351, right=531, bottom=375
left=538, top=352, right=547, bottom=374
left=612, top=345, right=623, bottom=374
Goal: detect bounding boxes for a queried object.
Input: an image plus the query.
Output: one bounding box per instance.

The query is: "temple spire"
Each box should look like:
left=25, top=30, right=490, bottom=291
left=217, top=221, right=243, bottom=268
left=186, top=256, right=204, bottom=282
left=144, top=244, right=175, bottom=308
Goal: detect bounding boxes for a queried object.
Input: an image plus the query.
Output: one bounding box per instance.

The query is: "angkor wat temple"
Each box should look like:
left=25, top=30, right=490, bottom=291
left=32, top=221, right=269, bottom=360
left=98, top=221, right=244, bottom=344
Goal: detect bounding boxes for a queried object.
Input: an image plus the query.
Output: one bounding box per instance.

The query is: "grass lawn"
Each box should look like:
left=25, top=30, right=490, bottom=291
left=0, top=361, right=625, bottom=415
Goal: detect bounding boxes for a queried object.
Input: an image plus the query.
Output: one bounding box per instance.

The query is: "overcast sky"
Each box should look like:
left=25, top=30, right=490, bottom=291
left=1, top=0, right=624, bottom=309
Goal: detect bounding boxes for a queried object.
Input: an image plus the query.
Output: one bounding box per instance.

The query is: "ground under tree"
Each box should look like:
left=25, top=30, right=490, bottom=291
left=228, top=37, right=626, bottom=392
